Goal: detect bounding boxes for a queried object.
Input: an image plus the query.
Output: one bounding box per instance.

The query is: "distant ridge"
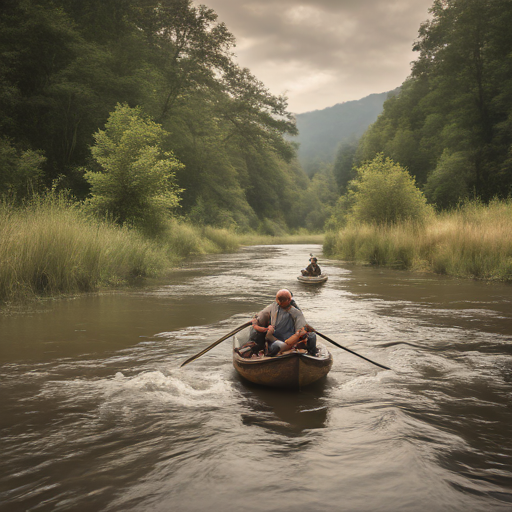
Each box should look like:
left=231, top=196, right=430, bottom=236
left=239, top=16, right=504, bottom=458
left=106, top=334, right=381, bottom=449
left=293, top=89, right=399, bottom=173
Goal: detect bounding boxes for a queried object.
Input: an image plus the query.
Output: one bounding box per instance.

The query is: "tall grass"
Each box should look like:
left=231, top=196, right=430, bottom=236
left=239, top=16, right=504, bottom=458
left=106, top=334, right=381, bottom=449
left=0, top=193, right=242, bottom=304
left=324, top=199, right=512, bottom=281
left=237, top=233, right=324, bottom=246
left=0, top=194, right=170, bottom=302
left=159, top=221, right=239, bottom=256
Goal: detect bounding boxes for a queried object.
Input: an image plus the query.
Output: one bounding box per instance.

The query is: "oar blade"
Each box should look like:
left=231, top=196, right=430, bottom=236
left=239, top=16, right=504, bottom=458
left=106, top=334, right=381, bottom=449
left=180, top=321, right=252, bottom=368
left=315, top=330, right=391, bottom=371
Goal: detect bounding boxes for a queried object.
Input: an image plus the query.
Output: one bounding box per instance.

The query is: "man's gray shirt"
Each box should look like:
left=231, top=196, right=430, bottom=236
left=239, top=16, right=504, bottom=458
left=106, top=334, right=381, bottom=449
left=256, top=303, right=307, bottom=341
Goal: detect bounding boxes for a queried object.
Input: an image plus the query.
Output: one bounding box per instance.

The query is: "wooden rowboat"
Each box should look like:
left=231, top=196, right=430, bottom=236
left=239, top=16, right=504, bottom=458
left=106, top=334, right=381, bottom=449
left=297, top=275, right=328, bottom=284
left=233, top=331, right=333, bottom=388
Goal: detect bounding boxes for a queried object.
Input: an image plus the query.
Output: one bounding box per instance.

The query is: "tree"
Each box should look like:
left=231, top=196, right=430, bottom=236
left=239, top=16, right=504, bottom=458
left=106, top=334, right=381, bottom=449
left=132, top=0, right=235, bottom=120
left=85, top=104, right=183, bottom=234
left=0, top=1, right=320, bottom=232
left=303, top=168, right=338, bottom=231
left=333, top=140, right=358, bottom=194
left=0, top=0, right=152, bottom=193
left=0, top=138, right=45, bottom=198
left=423, top=149, right=474, bottom=209
left=347, top=154, right=431, bottom=225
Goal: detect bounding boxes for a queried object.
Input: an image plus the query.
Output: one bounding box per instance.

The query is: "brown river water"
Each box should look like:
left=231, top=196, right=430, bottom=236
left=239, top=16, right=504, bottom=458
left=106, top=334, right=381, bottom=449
left=1, top=244, right=511, bottom=512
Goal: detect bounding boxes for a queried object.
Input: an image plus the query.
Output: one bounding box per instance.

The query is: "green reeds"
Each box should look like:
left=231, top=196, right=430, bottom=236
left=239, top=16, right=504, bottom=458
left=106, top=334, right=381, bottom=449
left=157, top=220, right=239, bottom=257
left=324, top=199, right=512, bottom=281
left=237, top=233, right=324, bottom=246
left=0, top=194, right=170, bottom=303
left=0, top=193, right=243, bottom=304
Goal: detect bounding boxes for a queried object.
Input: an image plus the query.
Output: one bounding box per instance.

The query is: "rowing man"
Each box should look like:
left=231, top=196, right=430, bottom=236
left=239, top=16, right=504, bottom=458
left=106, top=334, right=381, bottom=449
left=251, top=289, right=317, bottom=356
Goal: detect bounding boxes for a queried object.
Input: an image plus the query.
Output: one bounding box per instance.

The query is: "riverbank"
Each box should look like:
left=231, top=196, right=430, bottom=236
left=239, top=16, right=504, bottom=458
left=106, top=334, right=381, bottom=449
left=323, top=199, right=512, bottom=282
left=0, top=194, right=239, bottom=305
left=238, top=233, right=324, bottom=245
left=0, top=195, right=323, bottom=306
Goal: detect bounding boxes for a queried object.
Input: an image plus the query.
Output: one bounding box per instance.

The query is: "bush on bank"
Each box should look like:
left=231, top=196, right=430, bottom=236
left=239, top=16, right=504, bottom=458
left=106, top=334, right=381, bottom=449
left=328, top=154, right=433, bottom=230
left=324, top=199, right=512, bottom=281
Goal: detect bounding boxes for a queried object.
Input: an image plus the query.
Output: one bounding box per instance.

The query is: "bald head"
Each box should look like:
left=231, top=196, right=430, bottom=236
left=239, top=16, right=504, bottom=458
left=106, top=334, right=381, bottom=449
left=276, top=289, right=292, bottom=306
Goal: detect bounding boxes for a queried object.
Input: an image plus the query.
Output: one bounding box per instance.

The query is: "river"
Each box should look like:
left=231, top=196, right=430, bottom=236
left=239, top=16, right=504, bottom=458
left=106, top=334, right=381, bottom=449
left=1, top=244, right=511, bottom=512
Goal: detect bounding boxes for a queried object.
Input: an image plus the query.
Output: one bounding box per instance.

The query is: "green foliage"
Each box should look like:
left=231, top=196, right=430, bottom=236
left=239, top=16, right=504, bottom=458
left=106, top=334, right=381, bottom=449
left=355, top=0, right=512, bottom=207
left=0, top=1, right=150, bottom=192
left=423, top=150, right=475, bottom=209
left=0, top=190, right=245, bottom=304
left=0, top=191, right=171, bottom=302
left=347, top=154, right=432, bottom=226
left=84, top=104, right=183, bottom=234
left=0, top=138, right=45, bottom=198
left=303, top=168, right=338, bottom=231
left=257, top=218, right=288, bottom=237
left=324, top=193, right=354, bottom=231
left=154, top=218, right=239, bottom=257
left=333, top=140, right=358, bottom=194
left=324, top=223, right=417, bottom=268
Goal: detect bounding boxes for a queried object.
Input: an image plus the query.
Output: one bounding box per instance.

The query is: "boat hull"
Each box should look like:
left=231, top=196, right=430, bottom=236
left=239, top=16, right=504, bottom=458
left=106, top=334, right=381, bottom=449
left=233, top=333, right=333, bottom=388
left=297, top=275, right=328, bottom=284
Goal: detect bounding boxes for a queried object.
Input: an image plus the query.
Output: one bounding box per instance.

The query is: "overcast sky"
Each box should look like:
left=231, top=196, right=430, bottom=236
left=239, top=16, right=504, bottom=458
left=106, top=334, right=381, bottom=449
left=200, top=0, right=434, bottom=113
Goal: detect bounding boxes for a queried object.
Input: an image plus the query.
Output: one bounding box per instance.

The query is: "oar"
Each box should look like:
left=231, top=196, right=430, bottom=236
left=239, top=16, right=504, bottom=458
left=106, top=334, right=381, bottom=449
left=313, top=330, right=392, bottom=371
left=180, top=321, right=252, bottom=368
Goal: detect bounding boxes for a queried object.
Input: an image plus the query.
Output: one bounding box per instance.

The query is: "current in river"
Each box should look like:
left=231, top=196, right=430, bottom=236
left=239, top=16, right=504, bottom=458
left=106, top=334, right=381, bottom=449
left=1, top=244, right=511, bottom=512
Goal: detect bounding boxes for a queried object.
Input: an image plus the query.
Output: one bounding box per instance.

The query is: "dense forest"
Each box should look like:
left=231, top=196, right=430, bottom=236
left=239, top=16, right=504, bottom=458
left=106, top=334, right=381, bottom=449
left=335, top=0, right=512, bottom=208
left=0, top=0, right=336, bottom=233
left=3, top=0, right=512, bottom=239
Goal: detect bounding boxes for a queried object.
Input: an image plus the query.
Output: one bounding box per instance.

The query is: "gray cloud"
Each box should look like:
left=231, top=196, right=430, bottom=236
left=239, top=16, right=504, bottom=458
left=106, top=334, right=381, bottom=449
left=199, top=0, right=433, bottom=112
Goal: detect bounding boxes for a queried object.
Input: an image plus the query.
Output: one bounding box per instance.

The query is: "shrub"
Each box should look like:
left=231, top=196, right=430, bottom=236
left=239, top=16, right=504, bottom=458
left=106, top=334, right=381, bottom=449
left=348, top=153, right=432, bottom=225
left=323, top=199, right=512, bottom=281
left=0, top=192, right=170, bottom=303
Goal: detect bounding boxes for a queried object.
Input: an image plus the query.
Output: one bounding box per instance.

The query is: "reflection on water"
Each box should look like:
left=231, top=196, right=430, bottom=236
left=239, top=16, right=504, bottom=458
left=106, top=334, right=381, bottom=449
left=1, top=244, right=511, bottom=512
left=237, top=379, right=330, bottom=435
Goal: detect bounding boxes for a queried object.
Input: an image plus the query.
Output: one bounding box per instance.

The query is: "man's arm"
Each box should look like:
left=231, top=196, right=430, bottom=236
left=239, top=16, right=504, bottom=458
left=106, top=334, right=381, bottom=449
left=290, top=308, right=307, bottom=331
left=252, top=307, right=271, bottom=333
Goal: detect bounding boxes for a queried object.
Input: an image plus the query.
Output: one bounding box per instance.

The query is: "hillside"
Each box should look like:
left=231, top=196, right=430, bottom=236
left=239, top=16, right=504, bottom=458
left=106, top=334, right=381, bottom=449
left=293, top=90, right=398, bottom=173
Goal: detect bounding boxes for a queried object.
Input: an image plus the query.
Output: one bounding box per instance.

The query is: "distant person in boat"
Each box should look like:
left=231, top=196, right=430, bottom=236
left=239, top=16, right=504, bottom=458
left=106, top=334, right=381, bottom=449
left=250, top=288, right=317, bottom=356
left=301, top=256, right=321, bottom=277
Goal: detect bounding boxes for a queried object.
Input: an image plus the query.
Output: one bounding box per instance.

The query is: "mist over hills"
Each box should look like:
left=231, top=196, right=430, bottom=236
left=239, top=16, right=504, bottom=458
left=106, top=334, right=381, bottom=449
left=293, top=89, right=399, bottom=173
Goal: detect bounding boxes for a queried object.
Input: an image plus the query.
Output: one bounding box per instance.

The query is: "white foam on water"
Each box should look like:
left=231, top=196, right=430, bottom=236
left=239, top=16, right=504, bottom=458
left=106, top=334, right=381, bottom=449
left=38, top=366, right=235, bottom=412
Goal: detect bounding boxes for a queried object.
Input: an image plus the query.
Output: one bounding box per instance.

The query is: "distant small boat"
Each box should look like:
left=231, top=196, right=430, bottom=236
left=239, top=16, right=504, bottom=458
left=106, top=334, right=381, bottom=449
left=297, top=275, right=328, bottom=284
left=233, top=332, right=333, bottom=388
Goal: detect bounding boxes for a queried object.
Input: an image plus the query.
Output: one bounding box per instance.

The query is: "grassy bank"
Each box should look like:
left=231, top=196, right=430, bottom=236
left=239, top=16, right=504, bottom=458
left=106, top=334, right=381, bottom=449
left=238, top=233, right=324, bottom=246
left=0, top=194, right=239, bottom=304
left=324, top=199, right=512, bottom=281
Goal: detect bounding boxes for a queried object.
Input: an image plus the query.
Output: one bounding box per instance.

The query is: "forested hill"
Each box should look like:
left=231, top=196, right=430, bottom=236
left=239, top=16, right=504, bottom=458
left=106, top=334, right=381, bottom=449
left=293, top=91, right=398, bottom=173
